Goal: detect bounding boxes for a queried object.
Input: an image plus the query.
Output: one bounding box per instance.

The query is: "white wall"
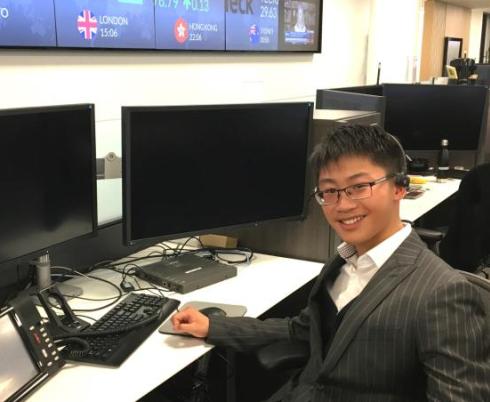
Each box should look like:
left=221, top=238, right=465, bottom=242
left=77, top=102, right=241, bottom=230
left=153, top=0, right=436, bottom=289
left=0, top=0, right=373, bottom=158
left=469, top=7, right=490, bottom=61
left=366, top=0, right=424, bottom=84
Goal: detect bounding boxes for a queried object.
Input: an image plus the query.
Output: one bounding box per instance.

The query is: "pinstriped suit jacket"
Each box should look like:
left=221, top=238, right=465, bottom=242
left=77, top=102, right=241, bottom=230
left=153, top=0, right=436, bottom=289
left=207, top=230, right=490, bottom=401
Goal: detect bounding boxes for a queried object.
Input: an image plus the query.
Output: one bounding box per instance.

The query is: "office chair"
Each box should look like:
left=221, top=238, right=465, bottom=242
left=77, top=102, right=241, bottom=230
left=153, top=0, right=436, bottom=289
left=416, top=163, right=490, bottom=275
left=255, top=270, right=490, bottom=373
left=450, top=58, right=477, bottom=82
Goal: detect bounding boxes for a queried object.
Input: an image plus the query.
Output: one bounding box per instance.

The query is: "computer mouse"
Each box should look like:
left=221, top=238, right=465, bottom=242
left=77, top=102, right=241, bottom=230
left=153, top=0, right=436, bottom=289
left=199, top=307, right=227, bottom=317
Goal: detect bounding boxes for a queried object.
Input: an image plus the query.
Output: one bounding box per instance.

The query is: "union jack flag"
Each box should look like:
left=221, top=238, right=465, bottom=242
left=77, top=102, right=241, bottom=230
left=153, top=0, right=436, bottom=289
left=77, top=9, right=98, bottom=40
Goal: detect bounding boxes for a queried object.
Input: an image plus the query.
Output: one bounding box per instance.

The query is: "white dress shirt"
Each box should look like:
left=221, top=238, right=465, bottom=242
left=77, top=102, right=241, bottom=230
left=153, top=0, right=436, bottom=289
left=328, top=224, right=412, bottom=312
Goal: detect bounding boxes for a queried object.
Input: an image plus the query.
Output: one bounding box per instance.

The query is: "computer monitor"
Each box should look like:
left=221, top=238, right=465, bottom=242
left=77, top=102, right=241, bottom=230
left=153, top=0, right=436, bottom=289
left=0, top=105, right=97, bottom=272
left=122, top=103, right=313, bottom=246
left=476, top=64, right=490, bottom=87
left=383, top=84, right=488, bottom=151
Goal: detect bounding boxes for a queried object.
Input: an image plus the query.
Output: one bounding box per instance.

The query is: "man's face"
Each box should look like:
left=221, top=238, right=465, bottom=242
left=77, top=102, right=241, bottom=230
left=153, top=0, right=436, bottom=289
left=318, top=155, right=405, bottom=255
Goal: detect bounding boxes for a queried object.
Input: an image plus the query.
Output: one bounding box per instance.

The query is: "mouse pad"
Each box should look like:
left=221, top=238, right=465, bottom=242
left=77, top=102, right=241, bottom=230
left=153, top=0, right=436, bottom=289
left=158, top=301, right=247, bottom=336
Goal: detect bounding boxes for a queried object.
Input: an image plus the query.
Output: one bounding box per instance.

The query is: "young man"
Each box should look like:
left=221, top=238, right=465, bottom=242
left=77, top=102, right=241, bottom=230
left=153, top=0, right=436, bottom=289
left=171, top=125, right=489, bottom=401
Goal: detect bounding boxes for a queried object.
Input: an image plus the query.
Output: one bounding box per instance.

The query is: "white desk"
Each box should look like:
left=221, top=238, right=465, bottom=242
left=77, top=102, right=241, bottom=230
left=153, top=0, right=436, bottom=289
left=400, top=177, right=460, bottom=222
left=27, top=252, right=323, bottom=402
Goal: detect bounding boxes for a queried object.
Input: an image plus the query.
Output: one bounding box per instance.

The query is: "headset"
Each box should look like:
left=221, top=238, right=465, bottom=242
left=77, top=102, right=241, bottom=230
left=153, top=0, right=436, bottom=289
left=386, top=131, right=410, bottom=189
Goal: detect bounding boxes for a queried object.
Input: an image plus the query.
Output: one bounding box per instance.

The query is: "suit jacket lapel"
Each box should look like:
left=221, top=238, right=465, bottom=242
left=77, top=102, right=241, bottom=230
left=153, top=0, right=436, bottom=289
left=307, top=255, right=345, bottom=366
left=320, top=230, right=425, bottom=375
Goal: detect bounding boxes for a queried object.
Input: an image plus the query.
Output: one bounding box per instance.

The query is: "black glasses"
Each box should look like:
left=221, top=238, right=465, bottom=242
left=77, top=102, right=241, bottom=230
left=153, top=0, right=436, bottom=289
left=314, top=174, right=395, bottom=206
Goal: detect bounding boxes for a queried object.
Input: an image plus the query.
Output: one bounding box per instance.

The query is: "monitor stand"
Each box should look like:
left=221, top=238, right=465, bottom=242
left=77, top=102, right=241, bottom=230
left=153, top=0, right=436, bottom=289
left=34, top=252, right=82, bottom=299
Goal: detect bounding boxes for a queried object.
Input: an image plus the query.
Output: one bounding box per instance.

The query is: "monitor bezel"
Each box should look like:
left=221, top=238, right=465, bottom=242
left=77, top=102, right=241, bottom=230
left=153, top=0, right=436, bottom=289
left=382, top=83, right=489, bottom=152
left=122, top=102, right=314, bottom=246
left=0, top=103, right=98, bottom=265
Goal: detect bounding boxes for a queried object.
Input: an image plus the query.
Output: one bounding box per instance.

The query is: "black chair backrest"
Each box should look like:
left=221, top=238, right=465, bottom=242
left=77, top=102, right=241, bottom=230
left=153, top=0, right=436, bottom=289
left=439, top=163, right=490, bottom=272
left=450, top=58, right=477, bottom=79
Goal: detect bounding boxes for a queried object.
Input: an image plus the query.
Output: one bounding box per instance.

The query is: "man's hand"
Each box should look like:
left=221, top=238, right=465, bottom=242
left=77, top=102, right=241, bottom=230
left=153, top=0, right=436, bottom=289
left=171, top=307, right=210, bottom=338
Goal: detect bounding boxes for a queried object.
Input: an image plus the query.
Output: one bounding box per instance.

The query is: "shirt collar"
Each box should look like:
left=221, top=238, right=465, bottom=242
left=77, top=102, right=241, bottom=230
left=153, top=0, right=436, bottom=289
left=337, top=224, right=412, bottom=269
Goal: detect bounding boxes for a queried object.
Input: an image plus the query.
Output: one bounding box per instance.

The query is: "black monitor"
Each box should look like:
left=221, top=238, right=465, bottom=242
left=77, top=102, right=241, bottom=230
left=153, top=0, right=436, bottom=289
left=476, top=64, right=490, bottom=86
left=122, top=103, right=313, bottom=245
left=0, top=104, right=97, bottom=267
left=383, top=84, right=488, bottom=151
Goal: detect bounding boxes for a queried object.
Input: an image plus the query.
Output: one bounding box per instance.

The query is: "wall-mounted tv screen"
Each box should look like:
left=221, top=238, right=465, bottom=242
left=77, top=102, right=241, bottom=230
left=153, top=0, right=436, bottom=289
left=280, top=0, right=321, bottom=51
left=54, top=0, right=155, bottom=49
left=0, top=0, right=322, bottom=52
left=225, top=0, right=279, bottom=51
left=0, top=0, right=56, bottom=47
left=155, top=0, right=225, bottom=50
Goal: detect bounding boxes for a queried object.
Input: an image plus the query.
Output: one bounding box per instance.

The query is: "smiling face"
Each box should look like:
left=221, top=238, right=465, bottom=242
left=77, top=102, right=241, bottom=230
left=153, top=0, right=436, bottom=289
left=318, top=155, right=405, bottom=256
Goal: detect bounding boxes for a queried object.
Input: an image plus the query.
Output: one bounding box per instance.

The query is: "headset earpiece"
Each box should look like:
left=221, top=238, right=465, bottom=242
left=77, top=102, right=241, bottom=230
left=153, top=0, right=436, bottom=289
left=386, top=132, right=410, bottom=189
left=394, top=173, right=410, bottom=189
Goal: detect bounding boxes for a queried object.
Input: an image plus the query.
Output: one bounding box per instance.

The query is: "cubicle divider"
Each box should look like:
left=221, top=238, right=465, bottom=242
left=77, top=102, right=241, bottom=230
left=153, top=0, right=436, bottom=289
left=316, top=87, right=385, bottom=127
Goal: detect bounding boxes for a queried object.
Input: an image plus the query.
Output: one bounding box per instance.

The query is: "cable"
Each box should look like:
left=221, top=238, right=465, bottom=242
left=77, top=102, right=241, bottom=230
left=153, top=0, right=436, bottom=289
left=47, top=272, right=124, bottom=313
left=55, top=337, right=90, bottom=358
left=87, top=253, right=165, bottom=272
left=75, top=314, right=96, bottom=323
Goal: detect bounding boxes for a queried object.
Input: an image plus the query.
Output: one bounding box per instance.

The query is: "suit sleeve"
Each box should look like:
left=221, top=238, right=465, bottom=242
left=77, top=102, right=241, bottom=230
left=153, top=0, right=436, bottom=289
left=416, top=277, right=490, bottom=402
left=206, top=306, right=312, bottom=353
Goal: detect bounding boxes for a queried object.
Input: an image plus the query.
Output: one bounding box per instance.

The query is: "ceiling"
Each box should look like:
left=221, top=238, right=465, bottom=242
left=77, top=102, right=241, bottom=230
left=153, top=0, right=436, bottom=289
left=441, top=0, right=490, bottom=9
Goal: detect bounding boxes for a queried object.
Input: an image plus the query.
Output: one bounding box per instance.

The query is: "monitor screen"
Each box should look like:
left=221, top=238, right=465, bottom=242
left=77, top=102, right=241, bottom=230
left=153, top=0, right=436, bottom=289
left=0, top=314, right=39, bottom=401
left=0, top=0, right=56, bottom=47
left=155, top=0, right=225, bottom=50
left=122, top=102, right=313, bottom=245
left=279, top=0, right=321, bottom=51
left=225, top=0, right=278, bottom=51
left=0, top=0, right=322, bottom=52
left=0, top=105, right=97, bottom=264
left=383, top=84, right=488, bottom=150
left=476, top=64, right=490, bottom=87
left=54, top=0, right=156, bottom=49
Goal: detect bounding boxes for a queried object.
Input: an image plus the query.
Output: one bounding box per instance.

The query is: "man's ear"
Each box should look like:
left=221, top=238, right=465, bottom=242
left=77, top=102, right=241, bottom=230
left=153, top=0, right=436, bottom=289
left=394, top=184, right=407, bottom=200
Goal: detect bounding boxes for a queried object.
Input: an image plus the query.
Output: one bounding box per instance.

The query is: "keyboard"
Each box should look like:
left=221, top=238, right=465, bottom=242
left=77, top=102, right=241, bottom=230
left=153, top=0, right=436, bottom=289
left=64, top=293, right=179, bottom=367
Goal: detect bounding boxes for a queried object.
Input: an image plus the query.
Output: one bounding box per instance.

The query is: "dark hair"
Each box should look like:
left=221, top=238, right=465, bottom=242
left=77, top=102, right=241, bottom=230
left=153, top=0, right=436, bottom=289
left=310, top=124, right=406, bottom=183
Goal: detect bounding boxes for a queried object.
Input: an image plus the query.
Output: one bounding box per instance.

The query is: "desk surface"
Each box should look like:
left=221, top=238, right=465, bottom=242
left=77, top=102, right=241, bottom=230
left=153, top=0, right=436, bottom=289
left=401, top=177, right=460, bottom=222
left=27, top=252, right=323, bottom=402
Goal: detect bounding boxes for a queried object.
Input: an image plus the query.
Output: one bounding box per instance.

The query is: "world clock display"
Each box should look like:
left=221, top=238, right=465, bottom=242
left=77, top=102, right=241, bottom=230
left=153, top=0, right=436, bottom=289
left=0, top=0, right=322, bottom=52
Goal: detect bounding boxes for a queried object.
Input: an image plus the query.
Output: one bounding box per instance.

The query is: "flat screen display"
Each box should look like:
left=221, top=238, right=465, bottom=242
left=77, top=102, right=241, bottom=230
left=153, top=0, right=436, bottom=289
left=122, top=103, right=313, bottom=244
left=383, top=84, right=488, bottom=151
left=0, top=0, right=56, bottom=47
left=0, top=105, right=97, bottom=264
left=0, top=314, right=39, bottom=402
left=225, top=0, right=279, bottom=51
left=155, top=0, right=225, bottom=50
left=54, top=0, right=155, bottom=49
left=280, top=0, right=321, bottom=51
left=0, top=0, right=322, bottom=52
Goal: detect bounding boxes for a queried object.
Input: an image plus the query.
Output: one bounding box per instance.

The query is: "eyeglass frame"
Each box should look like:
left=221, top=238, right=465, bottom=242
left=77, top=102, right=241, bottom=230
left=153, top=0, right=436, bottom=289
left=313, top=173, right=396, bottom=206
